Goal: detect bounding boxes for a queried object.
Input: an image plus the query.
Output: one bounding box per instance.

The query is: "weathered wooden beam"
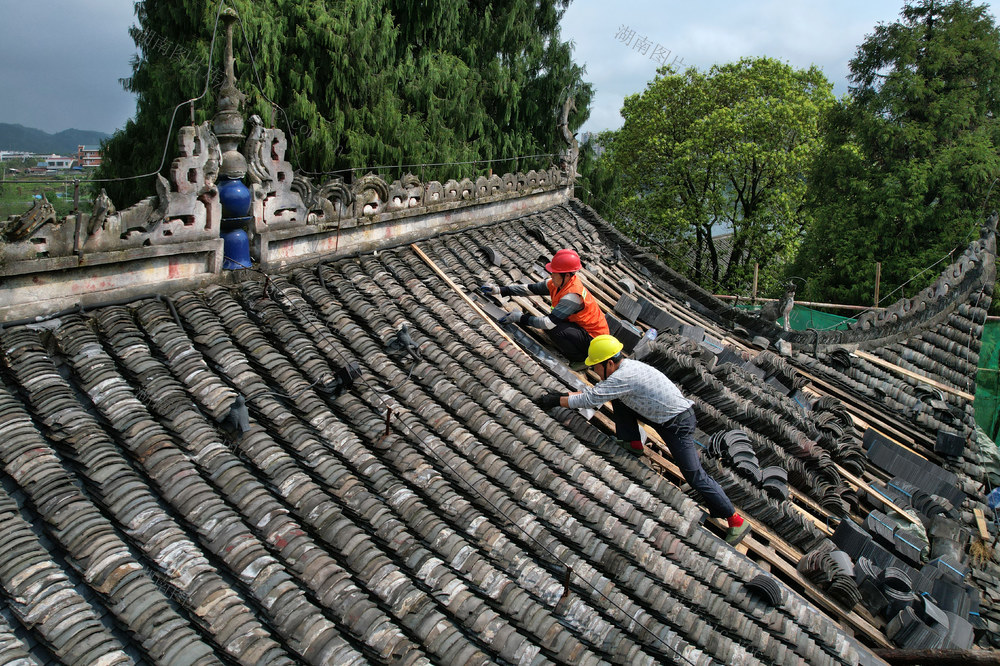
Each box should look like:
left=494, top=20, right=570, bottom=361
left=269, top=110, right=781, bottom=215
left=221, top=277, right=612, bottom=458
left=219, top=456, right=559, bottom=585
left=835, top=464, right=923, bottom=527
left=974, top=508, right=991, bottom=541
left=853, top=350, right=975, bottom=402
left=873, top=648, right=1000, bottom=665
left=410, top=243, right=518, bottom=349
left=713, top=293, right=882, bottom=313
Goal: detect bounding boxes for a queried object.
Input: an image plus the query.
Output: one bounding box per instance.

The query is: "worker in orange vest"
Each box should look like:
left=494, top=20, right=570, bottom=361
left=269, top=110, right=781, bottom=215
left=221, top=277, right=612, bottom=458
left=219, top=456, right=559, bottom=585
left=481, top=248, right=609, bottom=366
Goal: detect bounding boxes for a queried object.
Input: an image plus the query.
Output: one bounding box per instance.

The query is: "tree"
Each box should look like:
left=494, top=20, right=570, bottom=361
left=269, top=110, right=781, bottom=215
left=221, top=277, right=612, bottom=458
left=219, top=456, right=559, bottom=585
left=605, top=57, right=833, bottom=295
left=97, top=0, right=592, bottom=206
left=575, top=132, right=622, bottom=218
left=794, top=0, right=1000, bottom=307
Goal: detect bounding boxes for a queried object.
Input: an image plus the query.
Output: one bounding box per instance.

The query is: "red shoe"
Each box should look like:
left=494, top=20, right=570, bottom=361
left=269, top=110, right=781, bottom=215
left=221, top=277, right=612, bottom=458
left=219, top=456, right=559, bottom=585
left=616, top=439, right=643, bottom=454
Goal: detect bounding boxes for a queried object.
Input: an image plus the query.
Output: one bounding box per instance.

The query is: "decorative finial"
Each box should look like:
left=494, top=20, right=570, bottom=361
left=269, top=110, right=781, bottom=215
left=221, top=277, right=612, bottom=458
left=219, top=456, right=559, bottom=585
left=213, top=6, right=247, bottom=180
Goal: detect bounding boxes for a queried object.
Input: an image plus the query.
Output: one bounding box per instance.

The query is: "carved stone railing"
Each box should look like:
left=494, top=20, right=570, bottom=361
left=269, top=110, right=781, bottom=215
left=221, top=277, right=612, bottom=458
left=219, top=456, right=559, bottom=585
left=0, top=5, right=577, bottom=322
left=0, top=118, right=570, bottom=321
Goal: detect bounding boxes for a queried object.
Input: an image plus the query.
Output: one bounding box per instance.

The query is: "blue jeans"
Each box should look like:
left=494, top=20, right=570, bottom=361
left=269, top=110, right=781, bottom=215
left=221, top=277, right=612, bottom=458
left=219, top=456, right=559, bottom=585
left=612, top=402, right=735, bottom=519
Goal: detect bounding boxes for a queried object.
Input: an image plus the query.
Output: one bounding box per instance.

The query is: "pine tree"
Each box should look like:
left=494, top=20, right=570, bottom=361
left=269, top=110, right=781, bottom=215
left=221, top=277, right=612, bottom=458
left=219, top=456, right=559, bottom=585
left=97, top=0, right=591, bottom=206
left=795, top=0, right=1000, bottom=306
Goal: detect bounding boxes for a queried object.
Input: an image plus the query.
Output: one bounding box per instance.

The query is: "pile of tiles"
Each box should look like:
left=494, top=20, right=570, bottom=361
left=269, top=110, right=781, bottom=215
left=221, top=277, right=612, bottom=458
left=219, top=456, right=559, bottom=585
left=706, top=429, right=789, bottom=502
left=832, top=515, right=985, bottom=649
left=796, top=543, right=863, bottom=611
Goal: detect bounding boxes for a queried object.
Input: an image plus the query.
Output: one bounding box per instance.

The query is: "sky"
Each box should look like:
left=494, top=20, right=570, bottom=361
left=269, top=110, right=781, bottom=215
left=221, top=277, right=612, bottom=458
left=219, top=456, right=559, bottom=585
left=563, top=0, right=1000, bottom=135
left=1, top=1, right=998, bottom=137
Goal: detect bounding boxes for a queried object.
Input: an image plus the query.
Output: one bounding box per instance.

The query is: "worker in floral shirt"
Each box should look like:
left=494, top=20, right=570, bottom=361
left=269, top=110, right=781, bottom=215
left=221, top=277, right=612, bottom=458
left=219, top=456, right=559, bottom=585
left=537, top=334, right=749, bottom=545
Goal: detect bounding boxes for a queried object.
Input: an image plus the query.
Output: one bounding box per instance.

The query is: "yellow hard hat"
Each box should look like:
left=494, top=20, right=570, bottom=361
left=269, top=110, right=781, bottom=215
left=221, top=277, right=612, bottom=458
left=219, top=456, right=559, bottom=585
left=585, top=335, right=624, bottom=366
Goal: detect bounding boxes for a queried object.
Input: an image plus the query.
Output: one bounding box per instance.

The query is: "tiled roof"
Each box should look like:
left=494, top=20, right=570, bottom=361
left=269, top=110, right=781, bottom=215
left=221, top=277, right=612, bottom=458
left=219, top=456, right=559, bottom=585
left=0, top=201, right=895, bottom=665
left=574, top=202, right=1000, bottom=649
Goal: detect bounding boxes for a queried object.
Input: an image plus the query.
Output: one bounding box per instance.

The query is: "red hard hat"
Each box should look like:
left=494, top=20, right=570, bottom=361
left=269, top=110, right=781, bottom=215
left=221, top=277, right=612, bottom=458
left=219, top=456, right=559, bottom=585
left=545, top=248, right=582, bottom=273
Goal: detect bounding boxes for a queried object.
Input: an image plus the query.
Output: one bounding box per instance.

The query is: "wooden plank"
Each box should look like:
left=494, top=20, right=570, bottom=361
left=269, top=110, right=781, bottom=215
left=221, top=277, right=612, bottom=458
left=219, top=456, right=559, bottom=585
left=835, top=464, right=922, bottom=527
left=874, top=648, right=1000, bottom=665
left=713, top=293, right=881, bottom=313
left=853, top=350, right=975, bottom=402
left=974, top=509, right=991, bottom=541
left=410, top=243, right=520, bottom=349
left=744, top=534, right=893, bottom=649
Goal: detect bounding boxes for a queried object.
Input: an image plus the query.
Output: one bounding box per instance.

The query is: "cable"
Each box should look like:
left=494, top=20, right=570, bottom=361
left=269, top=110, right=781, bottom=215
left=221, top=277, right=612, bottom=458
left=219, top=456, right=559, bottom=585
left=87, top=0, right=230, bottom=184
left=292, top=153, right=561, bottom=180
left=573, top=181, right=733, bottom=296
left=217, top=255, right=699, bottom=666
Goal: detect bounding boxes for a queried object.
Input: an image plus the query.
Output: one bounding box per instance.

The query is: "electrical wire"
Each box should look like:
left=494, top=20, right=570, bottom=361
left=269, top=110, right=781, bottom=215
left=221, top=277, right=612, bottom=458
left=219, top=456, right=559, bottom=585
left=86, top=0, right=230, bottom=184
left=292, top=153, right=561, bottom=180
left=573, top=181, right=733, bottom=296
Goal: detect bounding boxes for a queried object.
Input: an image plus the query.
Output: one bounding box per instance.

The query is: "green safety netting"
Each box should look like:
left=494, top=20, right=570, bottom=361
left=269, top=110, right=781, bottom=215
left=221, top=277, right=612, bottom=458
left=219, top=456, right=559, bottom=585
left=975, top=320, right=1000, bottom=444
left=737, top=306, right=999, bottom=444
left=735, top=304, right=856, bottom=332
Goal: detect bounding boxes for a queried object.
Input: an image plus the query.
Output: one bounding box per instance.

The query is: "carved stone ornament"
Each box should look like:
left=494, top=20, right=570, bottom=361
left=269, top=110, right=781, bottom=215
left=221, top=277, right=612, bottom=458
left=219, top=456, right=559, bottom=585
left=354, top=173, right=390, bottom=216
left=2, top=193, right=58, bottom=242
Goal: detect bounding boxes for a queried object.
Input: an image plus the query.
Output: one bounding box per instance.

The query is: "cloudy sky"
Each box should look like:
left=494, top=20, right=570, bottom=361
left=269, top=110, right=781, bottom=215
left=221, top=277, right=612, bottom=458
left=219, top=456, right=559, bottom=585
left=1, top=1, right=998, bottom=136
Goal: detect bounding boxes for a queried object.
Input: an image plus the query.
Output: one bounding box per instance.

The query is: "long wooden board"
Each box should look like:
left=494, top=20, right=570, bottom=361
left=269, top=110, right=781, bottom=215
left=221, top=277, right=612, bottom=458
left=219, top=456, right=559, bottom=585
left=853, top=350, right=975, bottom=402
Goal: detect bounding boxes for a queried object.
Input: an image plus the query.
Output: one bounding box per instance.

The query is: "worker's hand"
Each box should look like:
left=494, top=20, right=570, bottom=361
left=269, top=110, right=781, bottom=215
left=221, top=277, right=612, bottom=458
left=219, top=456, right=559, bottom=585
left=535, top=391, right=562, bottom=410
left=479, top=283, right=499, bottom=295
left=499, top=309, right=523, bottom=325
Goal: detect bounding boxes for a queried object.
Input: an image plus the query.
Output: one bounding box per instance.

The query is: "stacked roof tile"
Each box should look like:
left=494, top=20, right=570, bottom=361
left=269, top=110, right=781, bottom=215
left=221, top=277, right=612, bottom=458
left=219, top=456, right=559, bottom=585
left=573, top=202, right=1000, bottom=647
left=0, top=200, right=896, bottom=664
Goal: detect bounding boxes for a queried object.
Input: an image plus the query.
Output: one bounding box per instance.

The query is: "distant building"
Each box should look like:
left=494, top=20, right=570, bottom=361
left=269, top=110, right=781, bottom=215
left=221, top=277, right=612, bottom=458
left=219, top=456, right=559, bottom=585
left=77, top=144, right=102, bottom=168
left=580, top=132, right=605, bottom=158
left=0, top=150, right=36, bottom=162
left=43, top=154, right=77, bottom=170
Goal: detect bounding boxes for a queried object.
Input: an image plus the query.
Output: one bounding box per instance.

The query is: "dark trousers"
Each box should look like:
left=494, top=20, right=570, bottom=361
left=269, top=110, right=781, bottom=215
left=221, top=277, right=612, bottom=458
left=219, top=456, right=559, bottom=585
left=549, top=320, right=592, bottom=363
left=612, top=402, right=735, bottom=519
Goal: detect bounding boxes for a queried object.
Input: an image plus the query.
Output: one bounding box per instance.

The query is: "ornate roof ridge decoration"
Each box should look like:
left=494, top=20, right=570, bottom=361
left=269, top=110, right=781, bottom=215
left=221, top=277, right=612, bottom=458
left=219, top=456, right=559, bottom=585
left=578, top=200, right=997, bottom=354
left=0, top=40, right=570, bottom=322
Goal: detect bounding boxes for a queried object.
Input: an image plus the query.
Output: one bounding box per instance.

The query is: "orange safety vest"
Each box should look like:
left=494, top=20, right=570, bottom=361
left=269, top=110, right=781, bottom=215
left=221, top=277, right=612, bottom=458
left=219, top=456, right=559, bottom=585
left=548, top=275, right=609, bottom=338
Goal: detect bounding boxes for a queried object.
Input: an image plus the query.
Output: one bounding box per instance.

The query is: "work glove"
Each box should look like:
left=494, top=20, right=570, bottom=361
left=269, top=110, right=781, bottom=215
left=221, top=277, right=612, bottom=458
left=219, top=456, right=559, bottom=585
left=499, top=309, right=524, bottom=325
left=479, top=283, right=499, bottom=295
left=535, top=391, right=562, bottom=410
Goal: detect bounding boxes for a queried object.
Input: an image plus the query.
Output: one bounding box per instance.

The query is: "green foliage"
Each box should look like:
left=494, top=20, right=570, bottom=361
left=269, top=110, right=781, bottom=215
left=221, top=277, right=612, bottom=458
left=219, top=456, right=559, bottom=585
left=795, top=0, right=1000, bottom=306
left=603, top=57, right=833, bottom=296
left=97, top=0, right=591, bottom=206
left=575, top=132, right=622, bottom=218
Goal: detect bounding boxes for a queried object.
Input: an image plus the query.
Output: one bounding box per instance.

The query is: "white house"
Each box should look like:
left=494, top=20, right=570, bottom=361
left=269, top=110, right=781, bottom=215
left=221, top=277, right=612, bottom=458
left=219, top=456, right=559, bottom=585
left=43, top=154, right=77, bottom=170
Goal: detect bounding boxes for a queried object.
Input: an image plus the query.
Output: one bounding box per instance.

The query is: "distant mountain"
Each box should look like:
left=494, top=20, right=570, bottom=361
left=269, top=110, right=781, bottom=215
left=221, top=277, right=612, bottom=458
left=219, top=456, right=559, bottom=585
left=0, top=123, right=110, bottom=155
